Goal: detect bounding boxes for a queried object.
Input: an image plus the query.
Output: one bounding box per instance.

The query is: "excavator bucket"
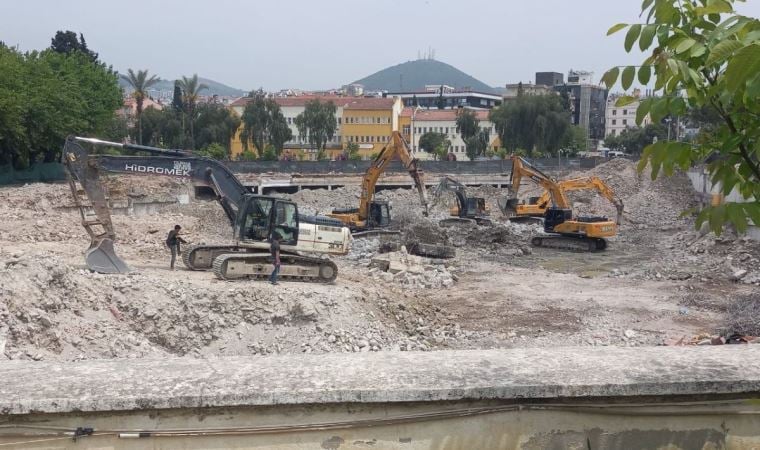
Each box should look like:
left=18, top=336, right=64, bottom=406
left=497, top=197, right=519, bottom=217
left=85, top=238, right=131, bottom=274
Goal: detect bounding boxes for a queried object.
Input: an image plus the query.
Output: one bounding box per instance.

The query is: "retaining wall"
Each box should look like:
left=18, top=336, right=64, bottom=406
left=2, top=346, right=760, bottom=449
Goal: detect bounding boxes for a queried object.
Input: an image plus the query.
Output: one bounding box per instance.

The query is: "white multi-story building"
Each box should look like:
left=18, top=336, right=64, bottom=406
left=400, top=108, right=499, bottom=161
left=605, top=92, right=651, bottom=138
left=230, top=96, right=344, bottom=159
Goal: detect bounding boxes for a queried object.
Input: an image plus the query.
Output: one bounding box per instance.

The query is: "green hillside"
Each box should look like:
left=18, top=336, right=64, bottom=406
left=118, top=76, right=245, bottom=97
left=352, top=59, right=495, bottom=93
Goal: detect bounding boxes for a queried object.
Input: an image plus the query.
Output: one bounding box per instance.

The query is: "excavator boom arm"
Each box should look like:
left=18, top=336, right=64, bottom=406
left=357, top=132, right=428, bottom=221
left=510, top=156, right=569, bottom=208
left=61, top=136, right=252, bottom=273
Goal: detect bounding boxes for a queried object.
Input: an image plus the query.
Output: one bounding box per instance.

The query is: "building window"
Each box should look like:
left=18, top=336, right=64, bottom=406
left=623, top=109, right=628, bottom=115
left=611, top=129, right=616, bottom=136
left=337, top=118, right=341, bottom=124
left=612, top=110, right=617, bottom=116
left=403, top=125, right=410, bottom=135
left=623, top=119, right=628, bottom=125
left=612, top=119, right=617, bottom=125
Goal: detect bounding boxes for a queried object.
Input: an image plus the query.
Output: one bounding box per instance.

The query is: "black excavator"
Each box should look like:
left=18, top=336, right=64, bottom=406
left=432, top=176, right=493, bottom=226
left=62, top=137, right=351, bottom=282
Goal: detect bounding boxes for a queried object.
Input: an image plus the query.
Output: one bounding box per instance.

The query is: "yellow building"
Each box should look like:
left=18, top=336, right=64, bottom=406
left=340, top=97, right=403, bottom=159
left=227, top=96, right=404, bottom=161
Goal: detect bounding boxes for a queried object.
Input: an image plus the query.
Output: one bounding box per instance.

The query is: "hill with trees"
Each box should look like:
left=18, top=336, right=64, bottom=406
left=352, top=59, right=495, bottom=93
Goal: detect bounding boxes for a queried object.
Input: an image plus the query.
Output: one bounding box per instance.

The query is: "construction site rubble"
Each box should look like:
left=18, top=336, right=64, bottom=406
left=2, top=158, right=760, bottom=362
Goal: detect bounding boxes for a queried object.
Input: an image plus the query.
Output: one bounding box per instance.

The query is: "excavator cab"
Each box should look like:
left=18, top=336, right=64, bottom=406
left=368, top=201, right=391, bottom=228
left=238, top=195, right=299, bottom=246
left=461, top=197, right=488, bottom=218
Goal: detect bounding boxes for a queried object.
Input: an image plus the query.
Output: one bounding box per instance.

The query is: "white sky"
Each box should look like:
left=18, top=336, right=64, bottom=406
left=2, top=0, right=759, bottom=91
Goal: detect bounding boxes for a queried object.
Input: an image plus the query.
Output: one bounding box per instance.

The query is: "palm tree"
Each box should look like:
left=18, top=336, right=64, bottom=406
left=122, top=69, right=159, bottom=145
left=177, top=74, right=208, bottom=149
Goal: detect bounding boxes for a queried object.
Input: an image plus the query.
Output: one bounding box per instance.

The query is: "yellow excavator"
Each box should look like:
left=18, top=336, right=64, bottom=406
left=503, top=175, right=624, bottom=223
left=501, top=156, right=623, bottom=251
left=328, top=131, right=428, bottom=236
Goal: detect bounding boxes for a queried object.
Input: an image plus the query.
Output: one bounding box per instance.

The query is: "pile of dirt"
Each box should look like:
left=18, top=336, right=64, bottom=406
left=1, top=250, right=469, bottom=361
left=569, top=158, right=697, bottom=228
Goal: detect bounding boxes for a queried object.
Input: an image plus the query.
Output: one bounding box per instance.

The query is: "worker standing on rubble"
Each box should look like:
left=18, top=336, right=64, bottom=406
left=269, top=233, right=281, bottom=285
left=166, top=225, right=187, bottom=270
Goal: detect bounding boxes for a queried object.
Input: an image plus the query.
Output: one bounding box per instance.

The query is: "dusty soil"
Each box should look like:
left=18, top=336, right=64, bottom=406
left=1, top=160, right=758, bottom=362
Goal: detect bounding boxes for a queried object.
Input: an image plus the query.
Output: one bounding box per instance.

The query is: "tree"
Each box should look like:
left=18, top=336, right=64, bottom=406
left=193, top=102, right=241, bottom=155
left=603, top=0, right=760, bottom=234
left=50, top=30, right=97, bottom=61
left=122, top=69, right=159, bottom=145
left=0, top=45, right=121, bottom=168
left=489, top=94, right=571, bottom=156
left=605, top=124, right=667, bottom=155
left=176, top=74, right=209, bottom=149
left=197, top=142, right=227, bottom=160
left=436, top=86, right=445, bottom=109
left=418, top=131, right=450, bottom=160
left=239, top=91, right=292, bottom=158
left=294, top=99, right=337, bottom=158
left=172, top=81, right=184, bottom=113
left=566, top=125, right=588, bottom=154
left=346, top=142, right=362, bottom=160
left=465, top=131, right=489, bottom=161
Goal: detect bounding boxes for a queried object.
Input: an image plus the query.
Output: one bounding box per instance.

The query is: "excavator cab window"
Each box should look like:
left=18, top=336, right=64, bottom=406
left=242, top=197, right=273, bottom=241
left=368, top=202, right=390, bottom=228
left=272, top=201, right=299, bottom=246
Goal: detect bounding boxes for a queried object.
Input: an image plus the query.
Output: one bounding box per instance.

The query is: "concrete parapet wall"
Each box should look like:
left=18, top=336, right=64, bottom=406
left=1, top=347, right=760, bottom=449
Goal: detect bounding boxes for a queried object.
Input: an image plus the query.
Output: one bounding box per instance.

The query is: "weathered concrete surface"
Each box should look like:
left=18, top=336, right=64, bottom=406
left=2, top=346, right=760, bottom=415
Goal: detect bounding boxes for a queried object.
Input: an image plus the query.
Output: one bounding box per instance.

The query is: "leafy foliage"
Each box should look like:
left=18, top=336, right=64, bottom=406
left=177, top=74, right=209, bottom=149
left=604, top=123, right=668, bottom=155
left=489, top=94, right=572, bottom=156
left=239, top=91, right=292, bottom=158
left=197, top=142, right=227, bottom=160
left=0, top=44, right=121, bottom=168
left=418, top=132, right=450, bottom=160
left=122, top=68, right=160, bottom=145
left=605, top=0, right=760, bottom=234
left=455, top=110, right=482, bottom=160
left=294, top=100, right=337, bottom=156
left=50, top=30, right=98, bottom=61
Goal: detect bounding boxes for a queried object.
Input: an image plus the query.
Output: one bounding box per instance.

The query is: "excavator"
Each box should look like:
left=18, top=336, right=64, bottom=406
left=432, top=176, right=492, bottom=226
left=62, top=136, right=351, bottom=282
left=501, top=156, right=624, bottom=251
left=328, top=131, right=428, bottom=236
left=502, top=175, right=624, bottom=224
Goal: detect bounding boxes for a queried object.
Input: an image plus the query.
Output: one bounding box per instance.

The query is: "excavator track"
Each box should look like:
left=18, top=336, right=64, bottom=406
left=212, top=252, right=338, bottom=283
left=531, top=235, right=607, bottom=252
left=182, top=244, right=251, bottom=270
left=439, top=217, right=493, bottom=227
left=351, top=229, right=402, bottom=238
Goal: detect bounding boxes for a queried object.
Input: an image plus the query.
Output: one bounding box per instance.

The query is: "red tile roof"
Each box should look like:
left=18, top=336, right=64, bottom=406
left=230, top=96, right=396, bottom=110
left=230, top=95, right=347, bottom=108
left=340, top=97, right=396, bottom=110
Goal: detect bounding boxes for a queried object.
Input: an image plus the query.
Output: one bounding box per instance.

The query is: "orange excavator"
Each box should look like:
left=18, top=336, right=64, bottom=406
left=500, top=156, right=624, bottom=251
left=503, top=175, right=624, bottom=223
left=328, top=131, right=428, bottom=236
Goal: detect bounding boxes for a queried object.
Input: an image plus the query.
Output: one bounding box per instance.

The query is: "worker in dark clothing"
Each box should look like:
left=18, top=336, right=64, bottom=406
left=269, top=233, right=281, bottom=285
left=166, top=225, right=187, bottom=270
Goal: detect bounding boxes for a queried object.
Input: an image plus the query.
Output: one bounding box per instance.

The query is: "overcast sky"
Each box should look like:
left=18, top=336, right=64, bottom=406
left=2, top=0, right=759, bottom=91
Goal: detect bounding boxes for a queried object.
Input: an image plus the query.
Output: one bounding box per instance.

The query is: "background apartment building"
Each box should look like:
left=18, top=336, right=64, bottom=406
left=605, top=91, right=651, bottom=138
left=228, top=96, right=403, bottom=160
left=399, top=108, right=499, bottom=160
